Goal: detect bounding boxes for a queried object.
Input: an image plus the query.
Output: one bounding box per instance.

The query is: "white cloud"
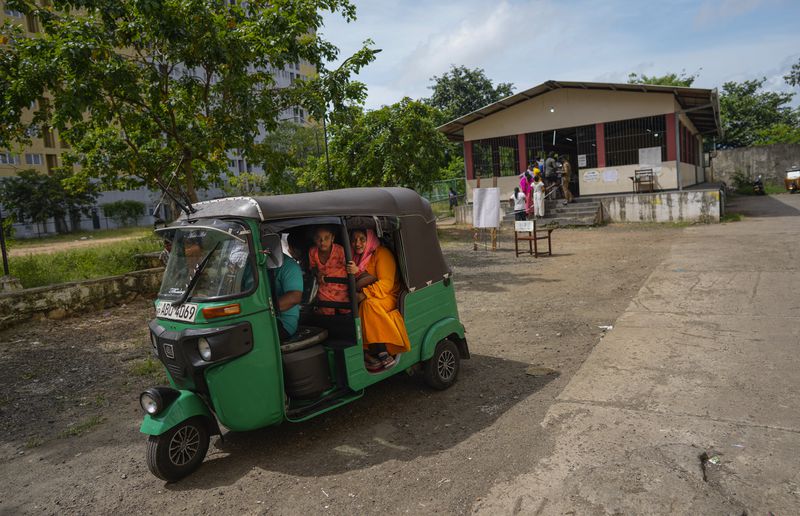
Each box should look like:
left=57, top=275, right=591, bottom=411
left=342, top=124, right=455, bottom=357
left=694, top=0, right=770, bottom=27
left=321, top=0, right=800, bottom=109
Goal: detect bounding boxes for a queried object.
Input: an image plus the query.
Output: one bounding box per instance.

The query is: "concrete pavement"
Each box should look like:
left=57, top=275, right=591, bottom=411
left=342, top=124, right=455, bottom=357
left=475, top=194, right=800, bottom=514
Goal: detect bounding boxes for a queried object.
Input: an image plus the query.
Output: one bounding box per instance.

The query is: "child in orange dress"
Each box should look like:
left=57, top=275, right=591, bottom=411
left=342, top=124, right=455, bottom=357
left=308, top=226, right=350, bottom=315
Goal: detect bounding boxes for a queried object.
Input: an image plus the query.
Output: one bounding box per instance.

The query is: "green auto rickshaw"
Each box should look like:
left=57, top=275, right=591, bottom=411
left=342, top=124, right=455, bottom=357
left=140, top=187, right=469, bottom=481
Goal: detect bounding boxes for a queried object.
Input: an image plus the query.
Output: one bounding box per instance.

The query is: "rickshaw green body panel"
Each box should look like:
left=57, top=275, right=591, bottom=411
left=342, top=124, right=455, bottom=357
left=140, top=390, right=212, bottom=436
left=343, top=279, right=463, bottom=391
left=148, top=218, right=288, bottom=433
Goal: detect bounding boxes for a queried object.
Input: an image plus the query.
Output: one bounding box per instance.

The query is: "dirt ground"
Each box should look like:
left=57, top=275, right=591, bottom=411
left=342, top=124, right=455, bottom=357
left=0, top=223, right=682, bottom=514
left=8, top=235, right=144, bottom=257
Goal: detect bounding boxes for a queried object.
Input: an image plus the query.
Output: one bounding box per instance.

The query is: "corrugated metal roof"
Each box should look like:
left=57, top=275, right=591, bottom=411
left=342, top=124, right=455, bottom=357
left=437, top=80, right=722, bottom=141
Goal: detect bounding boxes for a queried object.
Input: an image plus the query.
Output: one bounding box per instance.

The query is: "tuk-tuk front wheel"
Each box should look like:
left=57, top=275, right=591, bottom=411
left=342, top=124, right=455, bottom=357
left=424, top=339, right=460, bottom=390
left=146, top=416, right=210, bottom=482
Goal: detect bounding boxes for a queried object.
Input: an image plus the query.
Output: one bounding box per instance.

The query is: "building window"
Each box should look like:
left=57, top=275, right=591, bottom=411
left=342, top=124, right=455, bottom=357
left=45, top=153, right=58, bottom=172
left=575, top=124, right=597, bottom=169
left=43, top=126, right=55, bottom=148
left=25, top=153, right=43, bottom=165
left=25, top=12, right=38, bottom=32
left=472, top=135, right=518, bottom=178
left=0, top=151, right=20, bottom=165
left=4, top=5, right=23, bottom=17
left=524, top=132, right=544, bottom=166
left=604, top=115, right=666, bottom=167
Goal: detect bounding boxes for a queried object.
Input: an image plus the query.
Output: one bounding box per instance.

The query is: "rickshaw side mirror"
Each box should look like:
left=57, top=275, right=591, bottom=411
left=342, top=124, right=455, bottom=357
left=260, top=234, right=284, bottom=269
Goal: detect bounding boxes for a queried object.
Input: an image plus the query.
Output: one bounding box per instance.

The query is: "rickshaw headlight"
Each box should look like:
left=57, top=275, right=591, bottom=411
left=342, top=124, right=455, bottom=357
left=140, top=392, right=159, bottom=415
left=197, top=338, right=212, bottom=361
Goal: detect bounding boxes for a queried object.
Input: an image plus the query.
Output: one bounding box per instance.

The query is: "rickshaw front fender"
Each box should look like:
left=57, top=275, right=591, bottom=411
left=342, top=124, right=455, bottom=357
left=420, top=318, right=467, bottom=362
left=139, top=390, right=215, bottom=436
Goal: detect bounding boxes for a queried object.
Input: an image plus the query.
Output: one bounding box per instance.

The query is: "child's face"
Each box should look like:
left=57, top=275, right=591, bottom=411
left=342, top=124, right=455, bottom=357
left=314, top=229, right=334, bottom=253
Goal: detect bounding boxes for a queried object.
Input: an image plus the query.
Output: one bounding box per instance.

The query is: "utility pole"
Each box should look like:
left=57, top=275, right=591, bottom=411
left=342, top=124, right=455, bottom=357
left=0, top=206, right=9, bottom=276
left=322, top=111, right=332, bottom=190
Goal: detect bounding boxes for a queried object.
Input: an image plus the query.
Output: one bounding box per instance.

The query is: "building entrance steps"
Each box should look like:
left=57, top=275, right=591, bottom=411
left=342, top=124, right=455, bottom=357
left=503, top=197, right=602, bottom=226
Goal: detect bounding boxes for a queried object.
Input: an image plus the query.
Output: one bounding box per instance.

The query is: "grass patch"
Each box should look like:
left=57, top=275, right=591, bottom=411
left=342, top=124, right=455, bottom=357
left=60, top=415, right=105, bottom=438
left=131, top=357, right=167, bottom=382
left=11, top=226, right=151, bottom=248
left=9, top=235, right=161, bottom=288
left=733, top=183, right=786, bottom=196
left=721, top=212, right=744, bottom=223
left=25, top=436, right=44, bottom=449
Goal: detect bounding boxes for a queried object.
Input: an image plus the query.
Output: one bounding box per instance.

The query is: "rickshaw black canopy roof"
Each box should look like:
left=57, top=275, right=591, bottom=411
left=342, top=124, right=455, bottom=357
left=182, top=187, right=435, bottom=223
left=179, top=188, right=449, bottom=290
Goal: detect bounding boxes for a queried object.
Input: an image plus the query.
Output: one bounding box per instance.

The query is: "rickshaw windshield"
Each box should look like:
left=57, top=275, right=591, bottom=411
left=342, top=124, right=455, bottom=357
left=158, top=221, right=254, bottom=302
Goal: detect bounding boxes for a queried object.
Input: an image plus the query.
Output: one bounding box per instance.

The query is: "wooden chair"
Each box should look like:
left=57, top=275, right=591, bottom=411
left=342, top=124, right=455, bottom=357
left=632, top=168, right=655, bottom=193
left=514, top=219, right=554, bottom=258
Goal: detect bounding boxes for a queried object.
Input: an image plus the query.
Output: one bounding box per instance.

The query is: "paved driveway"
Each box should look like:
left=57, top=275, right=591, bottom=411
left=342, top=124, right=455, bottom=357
left=476, top=193, right=800, bottom=514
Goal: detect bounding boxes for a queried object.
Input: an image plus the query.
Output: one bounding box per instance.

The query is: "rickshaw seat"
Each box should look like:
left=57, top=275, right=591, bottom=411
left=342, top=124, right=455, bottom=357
left=280, top=326, right=328, bottom=354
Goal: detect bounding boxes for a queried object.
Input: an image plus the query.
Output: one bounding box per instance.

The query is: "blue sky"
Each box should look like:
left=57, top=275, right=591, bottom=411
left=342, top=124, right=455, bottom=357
left=321, top=0, right=800, bottom=110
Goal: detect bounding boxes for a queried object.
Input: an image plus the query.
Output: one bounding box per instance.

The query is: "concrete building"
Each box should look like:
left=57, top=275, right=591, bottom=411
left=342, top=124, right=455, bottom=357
left=438, top=80, right=722, bottom=204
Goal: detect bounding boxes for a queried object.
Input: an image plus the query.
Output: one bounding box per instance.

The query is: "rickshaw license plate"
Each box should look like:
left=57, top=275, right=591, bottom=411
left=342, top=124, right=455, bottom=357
left=155, top=301, right=199, bottom=323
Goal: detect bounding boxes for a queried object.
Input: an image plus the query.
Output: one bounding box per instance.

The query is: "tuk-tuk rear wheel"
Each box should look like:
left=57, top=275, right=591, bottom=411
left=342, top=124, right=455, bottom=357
left=146, top=416, right=210, bottom=482
left=424, top=339, right=460, bottom=390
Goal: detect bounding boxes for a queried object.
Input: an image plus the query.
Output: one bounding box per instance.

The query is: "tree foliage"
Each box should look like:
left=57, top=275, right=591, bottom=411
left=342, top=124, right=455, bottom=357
left=298, top=98, right=448, bottom=192
left=0, top=0, right=377, bottom=202
left=785, top=58, right=800, bottom=87
left=426, top=65, right=514, bottom=123
left=627, top=71, right=697, bottom=87
left=0, top=169, right=99, bottom=232
left=718, top=78, right=798, bottom=148
left=101, top=200, right=145, bottom=227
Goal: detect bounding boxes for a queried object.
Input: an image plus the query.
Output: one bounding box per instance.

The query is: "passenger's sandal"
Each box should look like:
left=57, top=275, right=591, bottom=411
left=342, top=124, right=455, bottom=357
left=364, top=354, right=383, bottom=372
left=377, top=352, right=396, bottom=368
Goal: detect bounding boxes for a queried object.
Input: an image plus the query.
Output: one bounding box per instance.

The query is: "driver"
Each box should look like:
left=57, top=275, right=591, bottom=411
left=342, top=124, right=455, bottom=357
left=273, top=251, right=303, bottom=341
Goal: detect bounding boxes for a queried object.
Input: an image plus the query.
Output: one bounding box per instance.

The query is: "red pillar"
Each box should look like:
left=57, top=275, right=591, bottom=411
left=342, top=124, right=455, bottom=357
left=665, top=113, right=677, bottom=162
left=595, top=123, right=606, bottom=168
left=464, top=140, right=474, bottom=180
left=517, top=134, right=527, bottom=173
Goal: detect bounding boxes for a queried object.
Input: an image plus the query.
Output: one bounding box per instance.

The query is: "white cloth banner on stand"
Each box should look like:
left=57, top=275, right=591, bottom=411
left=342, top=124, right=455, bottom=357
left=472, top=187, right=501, bottom=228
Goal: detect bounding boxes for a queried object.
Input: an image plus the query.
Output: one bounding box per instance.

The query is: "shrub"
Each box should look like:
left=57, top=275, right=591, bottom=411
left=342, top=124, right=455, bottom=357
left=101, top=200, right=145, bottom=227
left=730, top=170, right=751, bottom=193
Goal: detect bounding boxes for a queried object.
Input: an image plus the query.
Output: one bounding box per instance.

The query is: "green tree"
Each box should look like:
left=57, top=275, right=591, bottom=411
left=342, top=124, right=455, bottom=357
left=627, top=71, right=698, bottom=87
left=426, top=65, right=514, bottom=123
left=0, top=0, right=377, bottom=202
left=0, top=169, right=99, bottom=233
left=753, top=123, right=800, bottom=146
left=101, top=200, right=145, bottom=227
left=718, top=78, right=798, bottom=148
left=224, top=121, right=325, bottom=196
left=299, top=98, right=448, bottom=192
left=785, top=58, right=800, bottom=87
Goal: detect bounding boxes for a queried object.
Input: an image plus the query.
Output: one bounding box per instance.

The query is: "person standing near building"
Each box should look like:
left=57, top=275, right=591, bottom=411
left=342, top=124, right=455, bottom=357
left=532, top=174, right=545, bottom=218
left=544, top=153, right=557, bottom=190
left=448, top=187, right=458, bottom=210
left=511, top=187, right=526, bottom=221
left=560, top=156, right=574, bottom=205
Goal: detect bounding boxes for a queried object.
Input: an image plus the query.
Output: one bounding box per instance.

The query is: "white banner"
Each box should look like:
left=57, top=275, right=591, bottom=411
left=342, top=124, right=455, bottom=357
left=472, top=188, right=501, bottom=228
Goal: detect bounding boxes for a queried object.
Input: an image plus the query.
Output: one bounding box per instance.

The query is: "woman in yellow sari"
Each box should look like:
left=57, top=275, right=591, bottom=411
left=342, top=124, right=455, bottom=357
left=345, top=229, right=410, bottom=372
